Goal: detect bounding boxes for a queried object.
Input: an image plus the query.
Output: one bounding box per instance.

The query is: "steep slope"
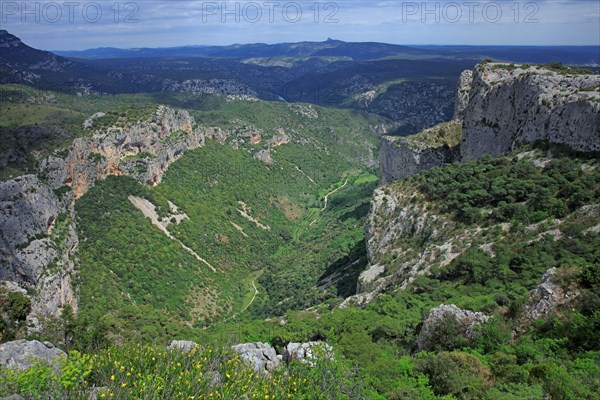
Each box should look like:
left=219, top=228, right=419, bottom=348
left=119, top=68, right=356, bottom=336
left=0, top=84, right=386, bottom=339
left=349, top=149, right=599, bottom=304
left=0, top=30, right=73, bottom=82
left=461, top=63, right=600, bottom=160
left=0, top=105, right=209, bottom=323
left=379, top=120, right=461, bottom=184
left=378, top=63, right=599, bottom=184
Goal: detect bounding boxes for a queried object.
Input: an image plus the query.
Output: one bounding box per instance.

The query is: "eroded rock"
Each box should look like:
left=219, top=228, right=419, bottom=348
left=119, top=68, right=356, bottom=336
left=416, top=304, right=489, bottom=352
left=231, top=342, right=280, bottom=374
left=0, top=340, right=65, bottom=370
left=283, top=342, right=334, bottom=366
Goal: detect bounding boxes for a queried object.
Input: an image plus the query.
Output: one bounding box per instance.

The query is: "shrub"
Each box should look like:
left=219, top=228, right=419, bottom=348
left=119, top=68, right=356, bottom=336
left=415, top=351, right=492, bottom=399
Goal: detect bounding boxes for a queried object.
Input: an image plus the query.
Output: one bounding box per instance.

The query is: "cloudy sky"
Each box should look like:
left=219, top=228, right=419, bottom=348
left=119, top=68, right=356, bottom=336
left=1, top=0, right=599, bottom=50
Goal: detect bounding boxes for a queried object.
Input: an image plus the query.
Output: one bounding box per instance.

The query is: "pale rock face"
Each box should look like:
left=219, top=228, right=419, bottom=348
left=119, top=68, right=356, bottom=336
left=168, top=340, right=198, bottom=353
left=461, top=63, right=600, bottom=161
left=231, top=342, right=280, bottom=374
left=254, top=149, right=273, bottom=165
left=453, top=69, right=473, bottom=120
left=283, top=342, right=334, bottom=366
left=0, top=340, right=66, bottom=370
left=514, top=268, right=580, bottom=334
left=0, top=175, right=63, bottom=283
left=356, top=264, right=385, bottom=293
left=270, top=128, right=290, bottom=147
left=379, top=135, right=459, bottom=185
left=416, top=304, right=489, bottom=352
left=378, top=120, right=462, bottom=185
left=0, top=106, right=206, bottom=320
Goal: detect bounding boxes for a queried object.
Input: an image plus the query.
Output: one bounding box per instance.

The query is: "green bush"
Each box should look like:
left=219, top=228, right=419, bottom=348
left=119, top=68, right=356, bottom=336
left=415, top=351, right=492, bottom=399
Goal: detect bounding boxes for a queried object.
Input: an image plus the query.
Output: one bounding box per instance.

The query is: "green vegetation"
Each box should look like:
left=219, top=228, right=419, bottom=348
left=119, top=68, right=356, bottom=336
left=415, top=150, right=599, bottom=225
left=0, top=84, right=229, bottom=179
left=490, top=62, right=597, bottom=76
left=2, top=80, right=599, bottom=398
left=0, top=343, right=369, bottom=399
left=33, top=145, right=592, bottom=399
left=69, top=97, right=381, bottom=342
left=543, top=62, right=596, bottom=75
left=0, top=289, right=31, bottom=342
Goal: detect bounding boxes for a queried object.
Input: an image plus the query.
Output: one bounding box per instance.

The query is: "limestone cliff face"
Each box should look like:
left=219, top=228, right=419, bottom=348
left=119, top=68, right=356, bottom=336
left=0, top=106, right=206, bottom=320
left=461, top=63, right=600, bottom=161
left=42, top=105, right=204, bottom=197
left=453, top=70, right=473, bottom=120
left=377, top=69, right=473, bottom=185
left=379, top=63, right=599, bottom=184
left=378, top=121, right=461, bottom=185
left=342, top=184, right=470, bottom=307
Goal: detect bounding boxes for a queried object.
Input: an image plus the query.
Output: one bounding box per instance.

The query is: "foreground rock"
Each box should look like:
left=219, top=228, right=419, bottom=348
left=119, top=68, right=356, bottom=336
left=167, top=340, right=198, bottom=352
left=283, top=342, right=334, bottom=366
left=416, top=304, right=489, bottom=352
left=231, top=342, right=280, bottom=374
left=0, top=340, right=65, bottom=370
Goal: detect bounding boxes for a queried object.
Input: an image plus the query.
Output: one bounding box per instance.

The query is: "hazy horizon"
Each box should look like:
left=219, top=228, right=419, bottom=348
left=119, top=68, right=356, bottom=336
left=2, top=1, right=599, bottom=51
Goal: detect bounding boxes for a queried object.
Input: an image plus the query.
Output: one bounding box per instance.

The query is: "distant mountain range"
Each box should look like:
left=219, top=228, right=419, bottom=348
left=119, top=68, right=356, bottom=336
left=54, top=38, right=600, bottom=66
left=2, top=28, right=599, bottom=133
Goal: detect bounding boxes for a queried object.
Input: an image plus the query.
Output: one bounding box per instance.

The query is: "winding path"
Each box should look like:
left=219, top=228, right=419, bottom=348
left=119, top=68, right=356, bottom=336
left=309, top=179, right=349, bottom=226
left=322, top=179, right=348, bottom=211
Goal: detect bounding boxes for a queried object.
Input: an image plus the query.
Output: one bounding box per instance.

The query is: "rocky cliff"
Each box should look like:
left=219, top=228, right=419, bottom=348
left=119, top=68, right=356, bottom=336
left=379, top=63, right=599, bottom=184
left=0, top=104, right=298, bottom=323
left=355, top=62, right=600, bottom=311
left=377, top=68, right=473, bottom=185
left=378, top=121, right=461, bottom=185
left=461, top=63, right=600, bottom=160
left=0, top=106, right=207, bottom=321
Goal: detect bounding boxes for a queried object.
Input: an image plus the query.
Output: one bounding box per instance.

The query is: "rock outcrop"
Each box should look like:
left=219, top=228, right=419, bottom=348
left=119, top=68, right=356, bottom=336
left=379, top=63, right=599, bottom=184
left=0, top=106, right=206, bottom=320
left=168, top=340, right=198, bottom=353
left=378, top=120, right=461, bottom=185
left=0, top=340, right=65, bottom=370
left=514, top=268, right=580, bottom=334
left=453, top=70, right=473, bottom=120
left=416, top=304, right=489, bottom=352
left=461, top=63, right=600, bottom=161
left=283, top=342, right=334, bottom=366
left=231, top=342, right=280, bottom=374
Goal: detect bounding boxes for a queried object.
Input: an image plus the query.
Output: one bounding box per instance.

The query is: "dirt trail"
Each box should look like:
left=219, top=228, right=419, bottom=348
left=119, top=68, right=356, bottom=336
left=322, top=179, right=348, bottom=211
left=128, top=195, right=217, bottom=272
left=309, top=179, right=349, bottom=227
left=221, top=278, right=259, bottom=323
left=237, top=201, right=270, bottom=230
left=289, top=162, right=316, bottom=184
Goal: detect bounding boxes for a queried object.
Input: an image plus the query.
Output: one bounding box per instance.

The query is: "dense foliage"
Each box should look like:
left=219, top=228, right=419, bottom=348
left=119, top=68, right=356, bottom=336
left=0, top=343, right=369, bottom=399
left=2, top=81, right=599, bottom=398
left=70, top=99, right=380, bottom=343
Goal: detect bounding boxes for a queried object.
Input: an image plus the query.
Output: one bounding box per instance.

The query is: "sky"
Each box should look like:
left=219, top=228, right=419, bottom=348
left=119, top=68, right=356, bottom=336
left=1, top=0, right=599, bottom=50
